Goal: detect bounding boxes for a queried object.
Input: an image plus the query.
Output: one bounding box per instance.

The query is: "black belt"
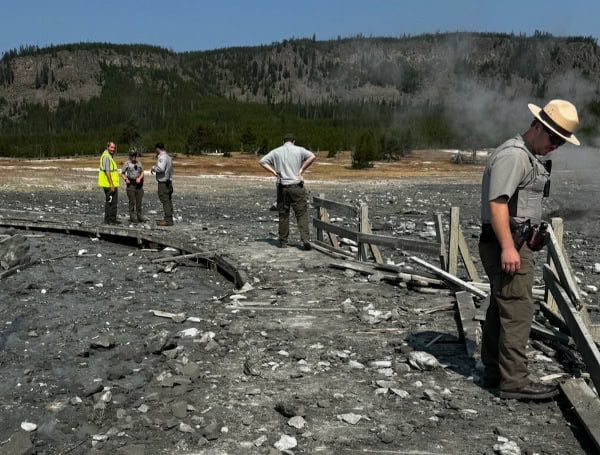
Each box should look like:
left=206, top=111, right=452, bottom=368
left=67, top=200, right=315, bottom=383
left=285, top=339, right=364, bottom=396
left=281, top=183, right=303, bottom=188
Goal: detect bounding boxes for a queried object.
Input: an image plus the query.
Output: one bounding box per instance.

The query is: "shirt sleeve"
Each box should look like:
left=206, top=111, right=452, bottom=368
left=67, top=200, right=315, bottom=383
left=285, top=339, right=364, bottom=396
left=259, top=151, right=274, bottom=166
left=102, top=156, right=111, bottom=172
left=155, top=155, right=166, bottom=173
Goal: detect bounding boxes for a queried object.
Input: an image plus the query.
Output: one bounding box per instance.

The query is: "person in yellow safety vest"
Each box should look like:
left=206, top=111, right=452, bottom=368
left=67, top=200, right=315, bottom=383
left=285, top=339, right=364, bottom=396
left=98, top=141, right=121, bottom=225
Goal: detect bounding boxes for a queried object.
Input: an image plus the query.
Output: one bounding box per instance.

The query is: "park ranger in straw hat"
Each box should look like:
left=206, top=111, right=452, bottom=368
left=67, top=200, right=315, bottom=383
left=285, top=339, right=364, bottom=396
left=478, top=99, right=579, bottom=401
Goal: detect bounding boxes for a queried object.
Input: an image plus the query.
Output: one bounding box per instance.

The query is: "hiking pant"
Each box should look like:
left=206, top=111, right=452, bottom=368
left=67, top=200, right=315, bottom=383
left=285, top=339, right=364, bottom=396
left=103, top=188, right=118, bottom=222
left=157, top=181, right=174, bottom=221
left=126, top=185, right=144, bottom=221
left=277, top=183, right=310, bottom=244
left=479, top=239, right=535, bottom=390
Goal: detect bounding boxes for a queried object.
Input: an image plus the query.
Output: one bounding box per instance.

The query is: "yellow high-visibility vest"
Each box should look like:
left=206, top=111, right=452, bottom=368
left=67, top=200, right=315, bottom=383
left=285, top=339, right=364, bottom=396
left=97, top=150, right=120, bottom=188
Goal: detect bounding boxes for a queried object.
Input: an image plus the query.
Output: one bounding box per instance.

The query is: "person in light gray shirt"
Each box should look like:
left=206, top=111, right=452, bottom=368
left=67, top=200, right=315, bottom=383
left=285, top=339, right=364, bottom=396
left=259, top=133, right=316, bottom=250
left=151, top=142, right=174, bottom=226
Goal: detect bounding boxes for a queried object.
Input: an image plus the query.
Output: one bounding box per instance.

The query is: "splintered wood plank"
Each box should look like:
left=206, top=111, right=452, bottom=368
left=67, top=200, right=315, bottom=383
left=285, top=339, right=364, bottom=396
left=455, top=291, right=479, bottom=357
left=545, top=264, right=600, bottom=394
left=458, top=225, right=480, bottom=282
left=546, top=217, right=563, bottom=313
left=434, top=212, right=447, bottom=271
left=410, top=255, right=488, bottom=300
left=448, top=207, right=460, bottom=275
left=547, top=225, right=581, bottom=305
left=560, top=378, right=600, bottom=453
left=321, top=208, right=340, bottom=249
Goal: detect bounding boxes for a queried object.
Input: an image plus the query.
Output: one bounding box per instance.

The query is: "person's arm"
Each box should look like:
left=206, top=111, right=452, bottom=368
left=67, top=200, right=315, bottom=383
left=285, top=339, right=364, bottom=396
left=137, top=170, right=144, bottom=183
left=121, top=164, right=130, bottom=184
left=489, top=197, right=520, bottom=273
left=259, top=161, right=278, bottom=177
left=298, top=154, right=316, bottom=179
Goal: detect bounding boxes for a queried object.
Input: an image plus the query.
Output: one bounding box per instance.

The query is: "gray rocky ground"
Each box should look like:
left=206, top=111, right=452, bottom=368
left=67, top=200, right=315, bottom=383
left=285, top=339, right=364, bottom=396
left=0, top=168, right=599, bottom=454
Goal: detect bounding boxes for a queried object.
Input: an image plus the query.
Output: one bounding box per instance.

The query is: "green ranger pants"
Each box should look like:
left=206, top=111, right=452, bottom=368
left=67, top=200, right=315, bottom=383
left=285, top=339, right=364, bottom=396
left=157, top=181, right=174, bottom=221
left=126, top=185, right=144, bottom=222
left=479, top=239, right=535, bottom=390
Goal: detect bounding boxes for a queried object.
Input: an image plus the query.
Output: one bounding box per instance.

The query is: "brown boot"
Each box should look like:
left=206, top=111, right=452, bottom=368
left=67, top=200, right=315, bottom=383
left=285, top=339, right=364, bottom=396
left=157, top=220, right=173, bottom=226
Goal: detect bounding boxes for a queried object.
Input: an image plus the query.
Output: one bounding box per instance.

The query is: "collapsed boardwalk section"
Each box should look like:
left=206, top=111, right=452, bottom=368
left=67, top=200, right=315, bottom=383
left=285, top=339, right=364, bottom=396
left=0, top=211, right=595, bottom=454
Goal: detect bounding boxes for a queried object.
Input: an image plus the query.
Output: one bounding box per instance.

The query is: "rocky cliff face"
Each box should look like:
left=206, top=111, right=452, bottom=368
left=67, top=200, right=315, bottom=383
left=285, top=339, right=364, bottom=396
left=0, top=33, right=598, bottom=117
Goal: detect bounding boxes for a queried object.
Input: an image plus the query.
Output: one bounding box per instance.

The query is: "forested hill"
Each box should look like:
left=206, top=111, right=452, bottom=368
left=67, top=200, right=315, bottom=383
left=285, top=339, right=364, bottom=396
left=1, top=32, right=599, bottom=158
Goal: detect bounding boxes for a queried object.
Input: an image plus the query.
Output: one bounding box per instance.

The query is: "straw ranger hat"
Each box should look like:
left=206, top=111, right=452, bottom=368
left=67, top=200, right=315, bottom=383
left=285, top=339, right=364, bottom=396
left=528, top=99, right=580, bottom=145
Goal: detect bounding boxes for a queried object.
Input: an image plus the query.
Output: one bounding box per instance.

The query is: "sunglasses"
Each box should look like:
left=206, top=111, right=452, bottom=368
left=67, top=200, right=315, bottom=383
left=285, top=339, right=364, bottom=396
left=542, top=124, right=565, bottom=147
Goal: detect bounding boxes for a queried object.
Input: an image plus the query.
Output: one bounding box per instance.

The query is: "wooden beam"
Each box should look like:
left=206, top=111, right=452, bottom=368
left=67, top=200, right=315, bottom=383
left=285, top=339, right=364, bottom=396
left=357, top=203, right=384, bottom=264
left=312, top=196, right=358, bottom=218
left=358, top=203, right=370, bottom=262
left=455, top=291, right=480, bottom=357
left=530, top=321, right=571, bottom=345
left=315, top=193, right=325, bottom=243
left=312, top=218, right=359, bottom=242
left=311, top=239, right=354, bottom=259
left=357, top=232, right=441, bottom=256
left=321, top=208, right=340, bottom=249
left=560, top=378, right=600, bottom=453
left=546, top=225, right=581, bottom=305
left=410, top=255, right=488, bottom=300
left=545, top=217, right=563, bottom=313
left=458, top=226, right=480, bottom=282
left=448, top=207, right=460, bottom=275
left=544, top=264, right=600, bottom=394
left=434, top=213, right=447, bottom=271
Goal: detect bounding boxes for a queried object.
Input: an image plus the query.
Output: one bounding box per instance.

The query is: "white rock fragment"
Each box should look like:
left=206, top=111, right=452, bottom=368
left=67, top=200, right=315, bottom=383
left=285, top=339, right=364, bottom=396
left=198, top=331, right=215, bottom=343
left=377, top=368, right=395, bottom=377
left=179, top=327, right=201, bottom=337
left=585, top=284, right=598, bottom=293
left=179, top=422, right=194, bottom=433
left=253, top=435, right=268, bottom=447
left=348, top=360, right=365, bottom=369
left=21, top=422, right=37, bottom=432
left=274, top=434, right=297, bottom=450
left=407, top=351, right=441, bottom=370
left=137, top=404, right=149, bottom=413
left=390, top=388, right=410, bottom=398
left=594, top=263, right=600, bottom=274
left=493, top=439, right=521, bottom=455
left=369, top=360, right=392, bottom=368
left=338, top=413, right=362, bottom=425
left=78, top=249, right=88, bottom=256
left=288, top=416, right=306, bottom=429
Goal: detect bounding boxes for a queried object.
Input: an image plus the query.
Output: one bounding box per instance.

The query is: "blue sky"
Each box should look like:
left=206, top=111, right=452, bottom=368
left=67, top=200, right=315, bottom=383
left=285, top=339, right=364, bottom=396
left=2, top=0, right=599, bottom=54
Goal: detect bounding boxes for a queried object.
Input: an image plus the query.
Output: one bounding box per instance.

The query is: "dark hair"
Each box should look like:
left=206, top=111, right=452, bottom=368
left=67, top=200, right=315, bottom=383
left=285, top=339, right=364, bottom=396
left=283, top=133, right=295, bottom=143
left=155, top=142, right=165, bottom=150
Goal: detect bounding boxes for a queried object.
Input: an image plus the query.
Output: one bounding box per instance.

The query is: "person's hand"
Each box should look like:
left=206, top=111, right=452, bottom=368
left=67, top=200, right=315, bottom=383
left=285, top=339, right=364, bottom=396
left=500, top=246, right=521, bottom=273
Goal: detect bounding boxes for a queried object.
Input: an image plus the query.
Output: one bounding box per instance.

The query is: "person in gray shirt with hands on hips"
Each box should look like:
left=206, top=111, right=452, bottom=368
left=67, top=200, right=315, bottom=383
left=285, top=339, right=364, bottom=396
left=259, top=133, right=316, bottom=250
